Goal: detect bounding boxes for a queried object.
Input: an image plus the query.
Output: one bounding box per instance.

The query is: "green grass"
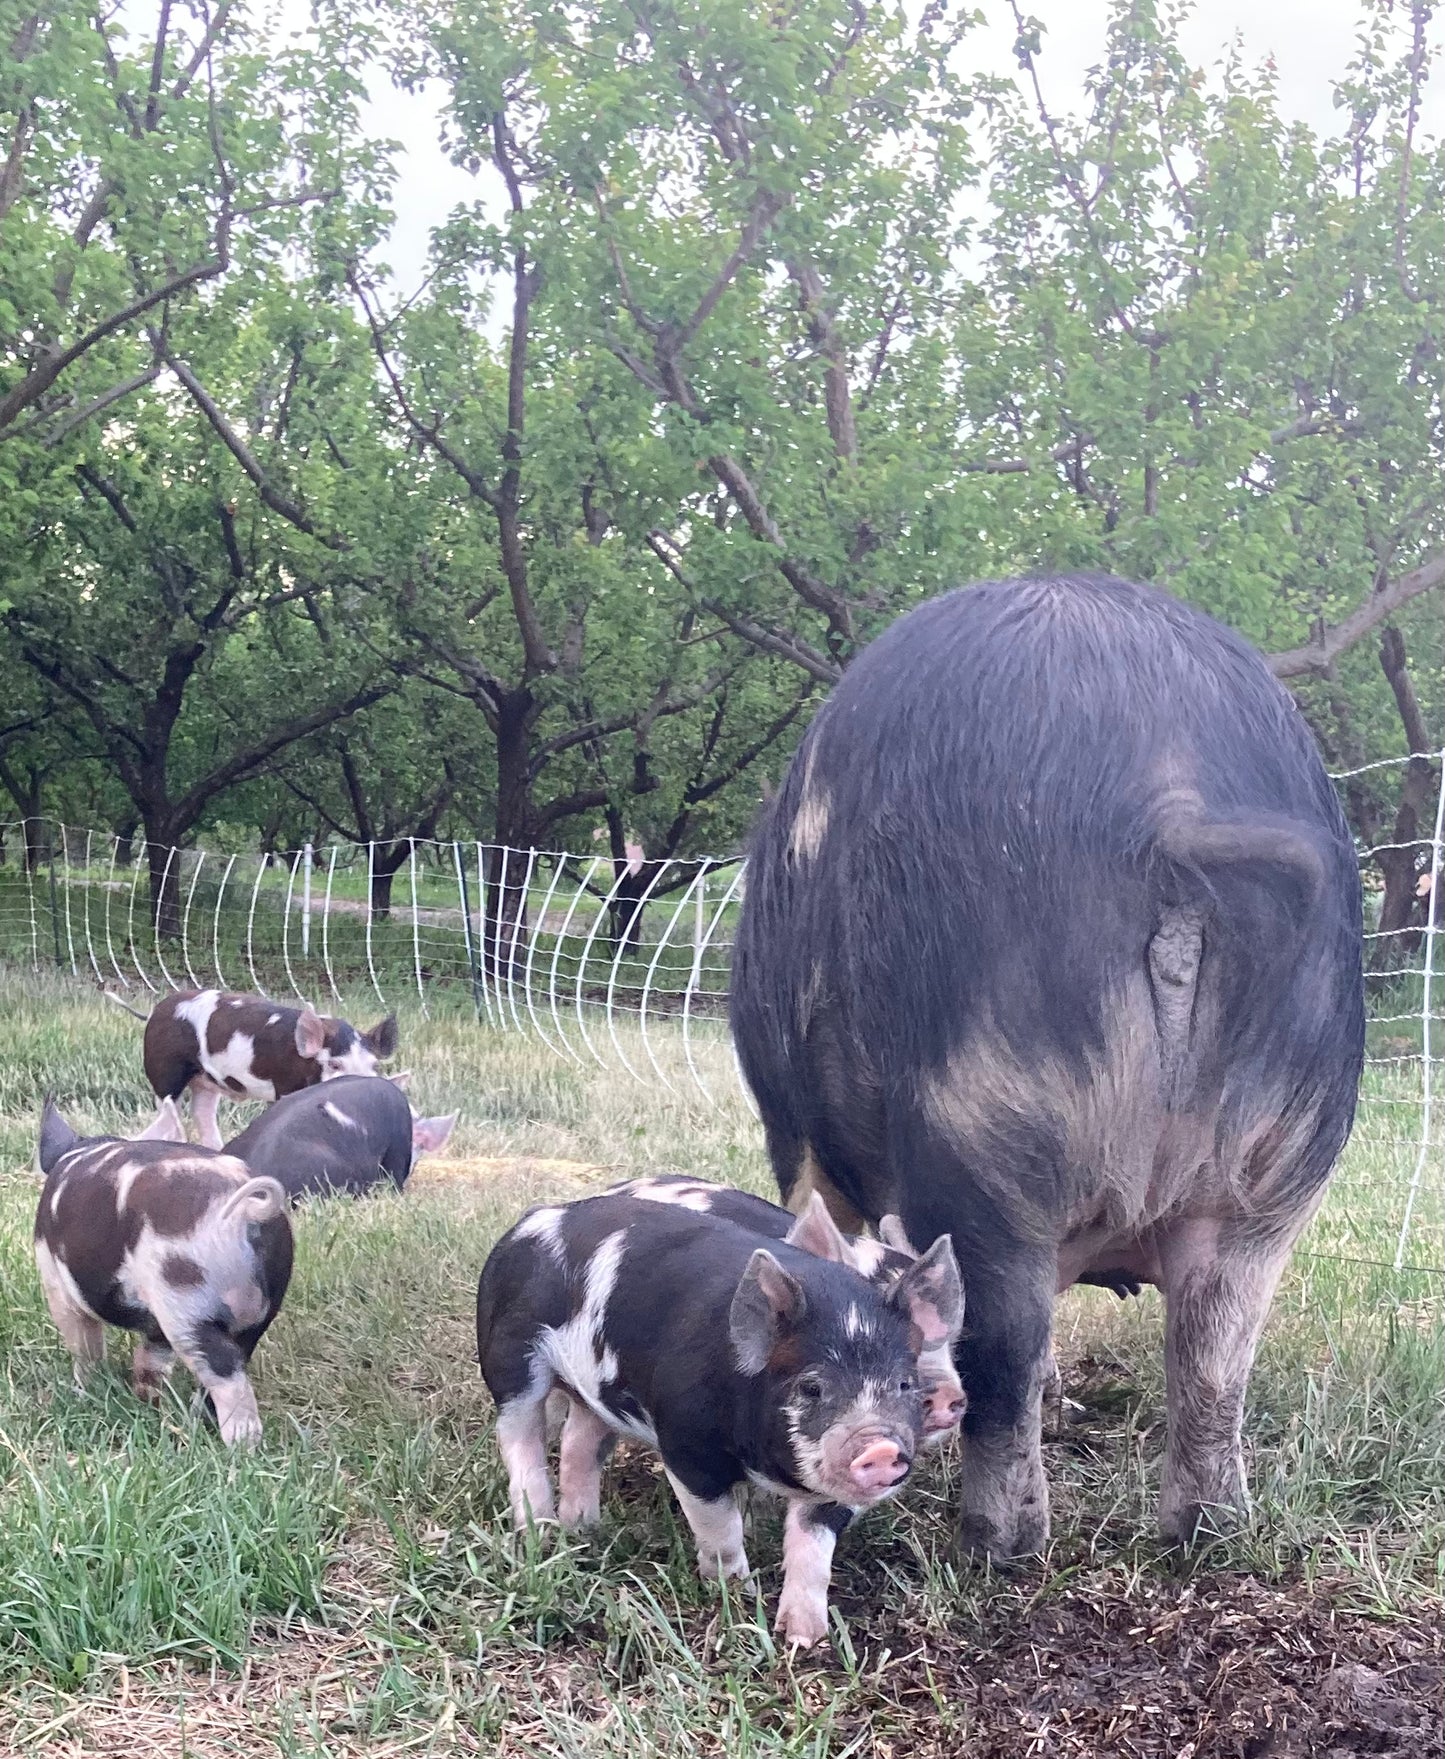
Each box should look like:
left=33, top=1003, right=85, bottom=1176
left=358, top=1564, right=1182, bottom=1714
left=0, top=973, right=1440, bottom=1754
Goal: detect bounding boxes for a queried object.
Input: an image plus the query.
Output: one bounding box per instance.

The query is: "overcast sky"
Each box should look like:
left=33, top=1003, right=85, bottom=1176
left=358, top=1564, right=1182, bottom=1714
left=124, top=1, right=1445, bottom=291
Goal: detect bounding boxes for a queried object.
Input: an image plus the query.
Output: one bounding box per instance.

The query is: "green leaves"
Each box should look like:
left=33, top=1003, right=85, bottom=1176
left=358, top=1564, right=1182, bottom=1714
left=0, top=0, right=1439, bottom=863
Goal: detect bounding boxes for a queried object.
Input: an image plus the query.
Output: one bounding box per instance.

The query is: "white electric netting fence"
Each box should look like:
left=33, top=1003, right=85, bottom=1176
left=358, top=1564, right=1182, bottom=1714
left=0, top=748, right=1439, bottom=1269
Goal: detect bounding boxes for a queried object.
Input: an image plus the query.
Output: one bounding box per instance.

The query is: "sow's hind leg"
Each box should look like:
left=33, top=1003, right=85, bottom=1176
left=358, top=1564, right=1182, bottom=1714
left=1155, top=1211, right=1305, bottom=1545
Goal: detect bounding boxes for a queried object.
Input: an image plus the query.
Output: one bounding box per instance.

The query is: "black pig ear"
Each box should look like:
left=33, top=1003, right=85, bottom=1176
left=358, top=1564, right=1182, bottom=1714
left=887, top=1235, right=964, bottom=1348
left=784, top=1192, right=850, bottom=1264
left=364, top=1013, right=399, bottom=1059
left=38, top=1098, right=79, bottom=1174
left=729, top=1249, right=808, bottom=1376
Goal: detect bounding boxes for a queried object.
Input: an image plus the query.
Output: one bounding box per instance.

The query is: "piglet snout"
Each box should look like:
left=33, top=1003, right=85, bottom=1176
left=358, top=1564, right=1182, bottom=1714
left=922, top=1382, right=967, bottom=1435
left=848, top=1437, right=911, bottom=1492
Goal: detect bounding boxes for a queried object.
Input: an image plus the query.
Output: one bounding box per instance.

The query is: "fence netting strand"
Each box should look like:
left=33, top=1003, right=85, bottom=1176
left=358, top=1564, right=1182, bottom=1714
left=0, top=748, right=1439, bottom=1270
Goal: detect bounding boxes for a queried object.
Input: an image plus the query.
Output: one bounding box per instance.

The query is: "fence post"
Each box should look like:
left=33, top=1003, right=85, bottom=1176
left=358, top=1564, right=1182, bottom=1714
left=23, top=820, right=38, bottom=971
left=364, top=841, right=385, bottom=1009
left=302, top=842, right=313, bottom=962
left=409, top=841, right=426, bottom=1014
left=47, top=840, right=62, bottom=970
left=691, top=865, right=706, bottom=993
left=1394, top=752, right=1445, bottom=1269
left=455, top=841, right=482, bottom=1020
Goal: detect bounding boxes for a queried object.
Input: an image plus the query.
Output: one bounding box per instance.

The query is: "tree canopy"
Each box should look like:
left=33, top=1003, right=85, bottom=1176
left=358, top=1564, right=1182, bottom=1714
left=0, top=0, right=1439, bottom=944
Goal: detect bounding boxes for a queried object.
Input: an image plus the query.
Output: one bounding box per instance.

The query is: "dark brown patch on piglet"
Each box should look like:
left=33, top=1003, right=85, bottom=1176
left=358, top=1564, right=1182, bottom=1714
left=162, top=1254, right=205, bottom=1287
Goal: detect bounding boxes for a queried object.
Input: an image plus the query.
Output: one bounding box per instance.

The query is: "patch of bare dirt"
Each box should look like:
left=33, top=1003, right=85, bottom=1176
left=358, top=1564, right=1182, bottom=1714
left=820, top=1572, right=1445, bottom=1759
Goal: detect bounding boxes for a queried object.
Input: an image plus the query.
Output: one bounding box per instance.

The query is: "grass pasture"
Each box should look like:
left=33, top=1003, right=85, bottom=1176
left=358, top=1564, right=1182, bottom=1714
left=0, top=975, right=1439, bottom=1756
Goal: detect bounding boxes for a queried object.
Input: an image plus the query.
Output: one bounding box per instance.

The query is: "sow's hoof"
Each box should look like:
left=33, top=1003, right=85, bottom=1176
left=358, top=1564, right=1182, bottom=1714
left=955, top=1490, right=1050, bottom=1564
left=1158, top=1493, right=1247, bottom=1549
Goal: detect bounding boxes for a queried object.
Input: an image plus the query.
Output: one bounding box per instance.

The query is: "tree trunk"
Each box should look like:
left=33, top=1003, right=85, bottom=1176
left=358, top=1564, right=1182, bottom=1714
left=605, top=809, right=649, bottom=954
left=1372, top=629, right=1437, bottom=972
left=370, top=863, right=397, bottom=921
left=1371, top=753, right=1435, bottom=971
left=0, top=761, right=48, bottom=869
left=145, top=829, right=183, bottom=942
left=369, top=841, right=413, bottom=922
left=485, top=691, right=537, bottom=983
left=483, top=842, right=531, bottom=985
left=23, top=812, right=46, bottom=874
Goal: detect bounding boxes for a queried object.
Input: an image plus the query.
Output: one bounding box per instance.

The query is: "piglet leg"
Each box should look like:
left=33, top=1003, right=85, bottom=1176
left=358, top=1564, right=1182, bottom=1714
left=558, top=1401, right=617, bottom=1529
left=189, top=1080, right=224, bottom=1152
left=495, top=1390, right=557, bottom=1527
left=167, top=1318, right=263, bottom=1446
left=35, top=1242, right=105, bottom=1386
left=131, top=1338, right=176, bottom=1403
left=664, top=1471, right=750, bottom=1582
left=775, top=1500, right=848, bottom=1649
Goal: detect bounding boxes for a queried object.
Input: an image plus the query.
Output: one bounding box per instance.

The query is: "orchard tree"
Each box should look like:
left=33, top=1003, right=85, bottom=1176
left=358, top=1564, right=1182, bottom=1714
left=271, top=684, right=492, bottom=917
left=955, top=0, right=1443, bottom=947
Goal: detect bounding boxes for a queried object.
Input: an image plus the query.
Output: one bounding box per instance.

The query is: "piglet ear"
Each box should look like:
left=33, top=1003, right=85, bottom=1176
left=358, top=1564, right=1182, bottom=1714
left=412, top=1111, right=457, bottom=1155
left=134, top=1096, right=185, bottom=1143
left=363, top=1013, right=399, bottom=1059
left=388, top=1069, right=413, bottom=1093
left=294, top=1007, right=327, bottom=1060
left=887, top=1235, right=964, bottom=1348
left=38, top=1098, right=79, bottom=1174
left=878, top=1215, right=918, bottom=1259
left=729, top=1248, right=807, bottom=1376
left=784, top=1191, right=850, bottom=1264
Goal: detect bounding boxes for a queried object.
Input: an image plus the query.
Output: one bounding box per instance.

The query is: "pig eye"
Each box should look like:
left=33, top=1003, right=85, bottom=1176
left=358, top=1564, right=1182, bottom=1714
left=796, top=1375, right=824, bottom=1402
left=899, top=1376, right=917, bottom=1394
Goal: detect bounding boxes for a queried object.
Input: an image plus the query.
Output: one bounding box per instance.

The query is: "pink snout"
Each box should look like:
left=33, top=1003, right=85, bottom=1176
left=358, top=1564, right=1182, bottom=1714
left=922, top=1380, right=967, bottom=1436
left=848, top=1438, right=911, bottom=1492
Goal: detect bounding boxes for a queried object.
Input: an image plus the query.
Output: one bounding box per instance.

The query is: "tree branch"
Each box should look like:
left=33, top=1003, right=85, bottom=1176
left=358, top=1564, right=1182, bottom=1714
left=1268, top=552, right=1445, bottom=678
left=644, top=530, right=844, bottom=683
left=347, top=268, right=499, bottom=506
left=0, top=258, right=221, bottom=437
left=1379, top=625, right=1432, bottom=756
left=159, top=344, right=347, bottom=549
left=167, top=679, right=394, bottom=834
left=790, top=257, right=857, bottom=464
left=31, top=366, right=163, bottom=448
left=670, top=190, right=785, bottom=355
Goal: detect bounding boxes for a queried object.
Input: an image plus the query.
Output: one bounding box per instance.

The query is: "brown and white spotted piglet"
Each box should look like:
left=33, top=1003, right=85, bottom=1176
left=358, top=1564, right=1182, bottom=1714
left=112, top=987, right=398, bottom=1149
left=34, top=1099, right=293, bottom=1444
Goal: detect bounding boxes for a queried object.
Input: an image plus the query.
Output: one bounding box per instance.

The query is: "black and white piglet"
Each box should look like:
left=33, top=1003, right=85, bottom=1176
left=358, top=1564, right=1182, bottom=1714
left=476, top=1192, right=962, bottom=1647
left=225, top=1074, right=456, bottom=1202
left=110, top=987, right=398, bottom=1149
left=34, top=1099, right=293, bottom=1444
left=607, top=1175, right=967, bottom=1443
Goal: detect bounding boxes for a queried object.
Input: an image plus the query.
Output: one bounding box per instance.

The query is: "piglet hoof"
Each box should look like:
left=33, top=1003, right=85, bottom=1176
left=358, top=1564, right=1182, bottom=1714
left=509, top=1507, right=558, bottom=1533
left=697, top=1546, right=751, bottom=1584
left=774, top=1591, right=831, bottom=1650
left=132, top=1374, right=164, bottom=1406
left=219, top=1414, right=263, bottom=1448
left=557, top=1500, right=600, bottom=1531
